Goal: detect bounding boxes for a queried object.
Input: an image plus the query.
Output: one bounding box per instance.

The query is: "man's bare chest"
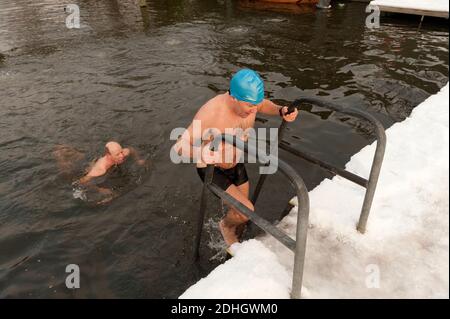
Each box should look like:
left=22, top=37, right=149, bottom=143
left=213, top=116, right=256, bottom=133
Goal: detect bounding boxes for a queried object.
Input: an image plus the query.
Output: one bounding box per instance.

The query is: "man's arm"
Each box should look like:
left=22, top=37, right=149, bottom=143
left=126, top=147, right=146, bottom=166
left=258, top=99, right=299, bottom=122
left=172, top=105, right=222, bottom=166
left=77, top=162, right=115, bottom=201
left=258, top=99, right=282, bottom=116
left=79, top=161, right=107, bottom=184
left=173, top=121, right=207, bottom=165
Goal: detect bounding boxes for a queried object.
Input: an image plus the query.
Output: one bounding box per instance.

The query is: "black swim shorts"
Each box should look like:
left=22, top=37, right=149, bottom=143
left=197, top=163, right=249, bottom=191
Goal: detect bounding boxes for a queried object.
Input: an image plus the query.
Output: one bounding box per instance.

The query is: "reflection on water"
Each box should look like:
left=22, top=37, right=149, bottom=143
left=0, top=0, right=448, bottom=298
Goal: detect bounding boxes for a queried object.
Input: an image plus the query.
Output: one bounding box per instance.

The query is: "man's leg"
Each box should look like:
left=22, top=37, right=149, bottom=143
left=53, top=144, right=85, bottom=176
left=235, top=181, right=251, bottom=238
left=219, top=181, right=253, bottom=246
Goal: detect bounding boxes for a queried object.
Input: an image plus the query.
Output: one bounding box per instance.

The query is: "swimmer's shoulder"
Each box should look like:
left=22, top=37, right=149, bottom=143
left=87, top=157, right=108, bottom=177
left=195, top=94, right=227, bottom=119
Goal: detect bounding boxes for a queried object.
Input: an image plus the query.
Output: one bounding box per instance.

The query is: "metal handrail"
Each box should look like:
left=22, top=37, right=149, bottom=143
left=194, top=134, right=310, bottom=299
left=193, top=97, right=386, bottom=298
left=254, top=97, right=386, bottom=233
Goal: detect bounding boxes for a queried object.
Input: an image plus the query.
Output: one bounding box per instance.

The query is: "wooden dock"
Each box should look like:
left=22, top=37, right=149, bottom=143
left=369, top=0, right=449, bottom=19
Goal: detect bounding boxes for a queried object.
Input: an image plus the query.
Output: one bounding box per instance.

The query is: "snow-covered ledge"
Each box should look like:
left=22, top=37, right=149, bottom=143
left=181, top=83, right=449, bottom=299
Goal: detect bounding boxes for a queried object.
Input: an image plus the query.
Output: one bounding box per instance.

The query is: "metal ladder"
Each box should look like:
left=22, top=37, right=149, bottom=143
left=193, top=97, right=386, bottom=298
left=253, top=97, right=386, bottom=233
left=194, top=134, right=310, bottom=299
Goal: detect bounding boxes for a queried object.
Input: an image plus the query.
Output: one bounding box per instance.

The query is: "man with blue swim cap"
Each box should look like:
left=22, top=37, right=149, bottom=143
left=229, top=69, right=265, bottom=105
left=173, top=68, right=298, bottom=249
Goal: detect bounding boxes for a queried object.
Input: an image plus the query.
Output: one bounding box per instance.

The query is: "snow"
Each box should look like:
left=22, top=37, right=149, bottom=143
left=181, top=240, right=292, bottom=299
left=180, top=83, right=449, bottom=299
left=369, top=0, right=449, bottom=13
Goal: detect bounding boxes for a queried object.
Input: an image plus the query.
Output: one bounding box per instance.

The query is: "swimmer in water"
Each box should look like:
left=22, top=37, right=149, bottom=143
left=78, top=141, right=145, bottom=185
left=54, top=141, right=147, bottom=204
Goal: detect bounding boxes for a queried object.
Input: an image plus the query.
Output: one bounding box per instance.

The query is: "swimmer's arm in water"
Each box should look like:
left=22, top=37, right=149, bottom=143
left=258, top=99, right=299, bottom=122
left=78, top=173, right=116, bottom=202
left=96, top=186, right=115, bottom=196
left=78, top=158, right=107, bottom=185
left=89, top=186, right=116, bottom=205
left=126, top=147, right=146, bottom=166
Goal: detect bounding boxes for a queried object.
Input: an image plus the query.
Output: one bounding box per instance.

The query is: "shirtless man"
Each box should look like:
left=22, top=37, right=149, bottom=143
left=173, top=69, right=298, bottom=247
left=78, top=141, right=145, bottom=185
left=54, top=141, right=146, bottom=203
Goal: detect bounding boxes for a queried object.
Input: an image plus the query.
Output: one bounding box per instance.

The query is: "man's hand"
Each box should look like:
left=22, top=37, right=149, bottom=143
left=201, top=150, right=218, bottom=165
left=200, top=142, right=222, bottom=165
left=280, top=106, right=299, bottom=122
left=97, top=187, right=114, bottom=196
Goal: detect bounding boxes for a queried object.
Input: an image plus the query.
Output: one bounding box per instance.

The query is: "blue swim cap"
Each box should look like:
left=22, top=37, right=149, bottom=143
left=229, top=69, right=264, bottom=105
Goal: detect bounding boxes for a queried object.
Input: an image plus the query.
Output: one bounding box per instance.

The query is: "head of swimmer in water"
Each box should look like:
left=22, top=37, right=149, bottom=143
left=105, top=141, right=130, bottom=165
left=229, top=69, right=264, bottom=118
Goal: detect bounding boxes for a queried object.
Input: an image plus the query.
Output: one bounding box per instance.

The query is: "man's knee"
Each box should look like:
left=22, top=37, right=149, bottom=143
left=230, top=198, right=253, bottom=221
left=229, top=193, right=253, bottom=212
left=229, top=209, right=249, bottom=224
left=242, top=198, right=254, bottom=212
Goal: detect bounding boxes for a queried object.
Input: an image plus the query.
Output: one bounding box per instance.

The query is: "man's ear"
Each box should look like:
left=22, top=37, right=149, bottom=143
left=257, top=100, right=264, bottom=112
left=228, top=93, right=237, bottom=103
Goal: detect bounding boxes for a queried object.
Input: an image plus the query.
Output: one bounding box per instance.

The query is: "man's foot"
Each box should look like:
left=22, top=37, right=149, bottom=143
left=219, top=219, right=239, bottom=247
left=235, top=222, right=248, bottom=240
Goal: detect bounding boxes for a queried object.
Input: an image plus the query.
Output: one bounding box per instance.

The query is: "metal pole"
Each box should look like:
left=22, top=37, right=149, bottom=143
left=251, top=174, right=267, bottom=204
left=357, top=128, right=386, bottom=233
left=289, top=98, right=386, bottom=233
left=218, top=134, right=310, bottom=298
left=193, top=164, right=214, bottom=261
left=252, top=112, right=292, bottom=204
left=279, top=142, right=368, bottom=187
left=209, top=184, right=297, bottom=251
left=418, top=15, right=425, bottom=30
left=278, top=161, right=309, bottom=299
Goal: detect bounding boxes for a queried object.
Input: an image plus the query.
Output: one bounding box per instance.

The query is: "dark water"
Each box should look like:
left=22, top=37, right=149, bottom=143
left=0, top=0, right=448, bottom=298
